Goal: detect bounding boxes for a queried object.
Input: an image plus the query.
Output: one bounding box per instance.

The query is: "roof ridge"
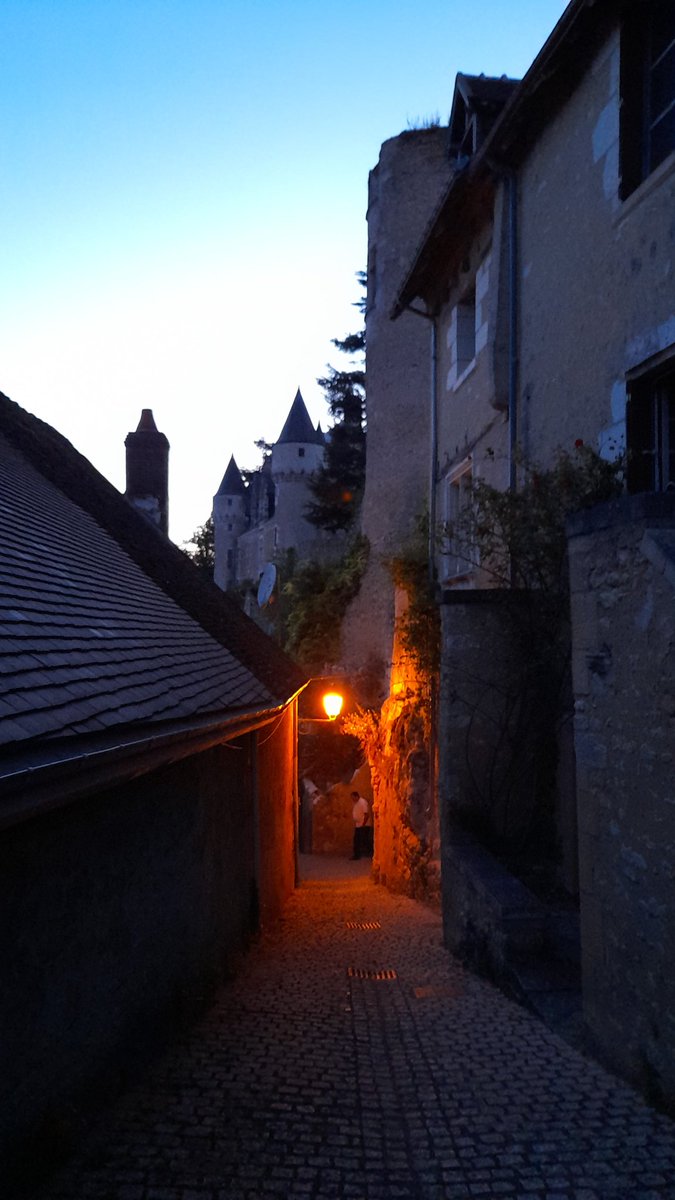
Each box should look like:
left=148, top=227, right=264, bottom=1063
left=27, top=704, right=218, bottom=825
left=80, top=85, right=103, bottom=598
left=0, top=393, right=306, bottom=703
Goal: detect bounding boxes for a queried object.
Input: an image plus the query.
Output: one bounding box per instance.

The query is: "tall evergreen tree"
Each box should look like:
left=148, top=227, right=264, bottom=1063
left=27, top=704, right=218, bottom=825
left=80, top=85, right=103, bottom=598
left=306, top=274, right=366, bottom=532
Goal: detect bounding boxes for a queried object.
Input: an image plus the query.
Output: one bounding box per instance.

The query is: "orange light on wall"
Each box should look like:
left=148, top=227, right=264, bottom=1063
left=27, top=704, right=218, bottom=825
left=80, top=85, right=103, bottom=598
left=322, top=691, right=343, bottom=720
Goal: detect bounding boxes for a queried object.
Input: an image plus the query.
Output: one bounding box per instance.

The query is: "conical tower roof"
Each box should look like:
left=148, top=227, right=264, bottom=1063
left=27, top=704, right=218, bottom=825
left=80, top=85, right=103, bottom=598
left=137, top=409, right=158, bottom=432
left=276, top=389, right=324, bottom=446
left=125, top=408, right=169, bottom=448
left=216, top=455, right=246, bottom=496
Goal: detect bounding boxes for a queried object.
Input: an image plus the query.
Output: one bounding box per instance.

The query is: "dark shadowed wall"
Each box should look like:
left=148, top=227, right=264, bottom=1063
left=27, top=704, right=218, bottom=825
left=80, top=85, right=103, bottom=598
left=0, top=719, right=296, bottom=1190
left=568, top=496, right=675, bottom=1109
left=255, top=703, right=298, bottom=924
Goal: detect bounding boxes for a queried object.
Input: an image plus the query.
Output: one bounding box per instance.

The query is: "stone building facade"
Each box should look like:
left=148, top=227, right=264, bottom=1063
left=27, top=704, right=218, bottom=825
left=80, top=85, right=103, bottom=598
left=359, top=0, right=675, bottom=1102
left=340, top=127, right=453, bottom=684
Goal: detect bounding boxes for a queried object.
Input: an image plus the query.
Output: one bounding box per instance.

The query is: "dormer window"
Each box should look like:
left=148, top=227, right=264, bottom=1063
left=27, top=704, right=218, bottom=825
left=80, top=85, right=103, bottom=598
left=451, top=107, right=476, bottom=164
left=449, top=93, right=476, bottom=165
left=448, top=74, right=519, bottom=166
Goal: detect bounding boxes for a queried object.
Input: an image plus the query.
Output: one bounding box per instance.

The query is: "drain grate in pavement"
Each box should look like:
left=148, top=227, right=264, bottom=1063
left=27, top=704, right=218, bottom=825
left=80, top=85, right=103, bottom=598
left=345, top=920, right=382, bottom=930
left=413, top=983, right=461, bottom=999
left=347, top=966, right=398, bottom=980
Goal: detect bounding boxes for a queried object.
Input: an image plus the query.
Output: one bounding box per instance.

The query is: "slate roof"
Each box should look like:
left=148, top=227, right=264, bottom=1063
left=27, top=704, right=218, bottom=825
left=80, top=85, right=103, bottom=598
left=454, top=73, right=519, bottom=109
left=216, top=455, right=247, bottom=497
left=0, top=393, right=306, bottom=762
left=277, top=389, right=324, bottom=446
left=448, top=73, right=519, bottom=158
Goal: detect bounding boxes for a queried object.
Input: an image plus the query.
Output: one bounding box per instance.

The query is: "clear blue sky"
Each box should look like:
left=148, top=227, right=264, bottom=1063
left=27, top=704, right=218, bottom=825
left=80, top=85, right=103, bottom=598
left=1, top=0, right=569, bottom=545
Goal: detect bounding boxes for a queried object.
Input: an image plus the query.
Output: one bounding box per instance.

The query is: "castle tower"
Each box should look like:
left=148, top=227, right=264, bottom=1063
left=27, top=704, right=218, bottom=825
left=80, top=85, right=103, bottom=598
left=216, top=390, right=332, bottom=596
left=271, top=389, right=325, bottom=482
left=340, top=128, right=452, bottom=678
left=125, top=409, right=170, bottom=534
left=213, top=456, right=247, bottom=592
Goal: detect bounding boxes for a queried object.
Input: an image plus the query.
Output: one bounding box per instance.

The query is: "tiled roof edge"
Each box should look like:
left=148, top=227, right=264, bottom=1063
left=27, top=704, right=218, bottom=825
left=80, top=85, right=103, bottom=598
left=0, top=702, right=290, bottom=827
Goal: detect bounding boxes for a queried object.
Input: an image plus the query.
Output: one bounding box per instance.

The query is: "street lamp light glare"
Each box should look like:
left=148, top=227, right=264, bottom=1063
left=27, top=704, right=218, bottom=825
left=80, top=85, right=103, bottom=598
left=322, top=691, right=343, bottom=720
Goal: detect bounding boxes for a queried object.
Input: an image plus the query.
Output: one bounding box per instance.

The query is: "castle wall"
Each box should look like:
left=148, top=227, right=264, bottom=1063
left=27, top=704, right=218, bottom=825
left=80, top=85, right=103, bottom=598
left=341, top=128, right=452, bottom=683
left=213, top=491, right=246, bottom=591
left=235, top=473, right=344, bottom=588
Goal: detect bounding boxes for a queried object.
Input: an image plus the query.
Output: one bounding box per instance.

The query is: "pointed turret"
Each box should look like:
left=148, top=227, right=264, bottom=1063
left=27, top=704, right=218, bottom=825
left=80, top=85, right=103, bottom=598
left=271, top=389, right=326, bottom=486
left=216, top=455, right=247, bottom=497
left=277, top=389, right=324, bottom=445
left=213, top=454, right=248, bottom=593
left=125, top=409, right=170, bottom=534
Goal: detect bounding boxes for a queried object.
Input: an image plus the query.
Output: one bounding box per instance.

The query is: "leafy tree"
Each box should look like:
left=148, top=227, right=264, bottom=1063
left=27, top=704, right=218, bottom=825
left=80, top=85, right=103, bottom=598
left=306, top=274, right=366, bottom=532
left=279, top=535, right=369, bottom=668
left=182, top=515, right=215, bottom=581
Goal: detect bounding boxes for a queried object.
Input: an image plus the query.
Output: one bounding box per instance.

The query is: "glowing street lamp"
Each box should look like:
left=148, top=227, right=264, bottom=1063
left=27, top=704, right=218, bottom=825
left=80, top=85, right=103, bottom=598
left=322, top=691, right=343, bottom=721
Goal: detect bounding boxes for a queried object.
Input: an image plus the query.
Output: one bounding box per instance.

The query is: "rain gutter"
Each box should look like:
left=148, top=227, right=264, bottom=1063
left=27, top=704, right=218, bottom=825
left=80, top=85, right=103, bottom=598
left=507, top=167, right=519, bottom=492
left=0, top=698, right=300, bottom=832
left=403, top=303, right=439, bottom=585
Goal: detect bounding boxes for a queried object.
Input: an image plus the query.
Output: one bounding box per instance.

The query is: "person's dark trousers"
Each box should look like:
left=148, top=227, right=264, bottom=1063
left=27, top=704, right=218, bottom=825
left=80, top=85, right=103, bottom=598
left=352, top=826, right=367, bottom=859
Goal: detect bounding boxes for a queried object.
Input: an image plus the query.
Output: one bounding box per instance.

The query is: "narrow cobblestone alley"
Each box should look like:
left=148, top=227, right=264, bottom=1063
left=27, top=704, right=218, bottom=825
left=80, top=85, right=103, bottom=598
left=39, top=858, right=675, bottom=1200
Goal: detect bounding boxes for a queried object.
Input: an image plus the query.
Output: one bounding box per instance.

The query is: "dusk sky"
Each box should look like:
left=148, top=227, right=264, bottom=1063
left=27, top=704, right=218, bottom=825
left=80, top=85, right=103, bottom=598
left=1, top=0, right=568, bottom=546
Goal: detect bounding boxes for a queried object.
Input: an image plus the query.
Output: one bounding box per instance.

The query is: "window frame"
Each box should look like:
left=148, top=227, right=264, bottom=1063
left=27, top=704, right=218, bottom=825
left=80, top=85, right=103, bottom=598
left=620, top=4, right=675, bottom=200
left=441, top=459, right=474, bottom=583
left=626, top=351, right=675, bottom=493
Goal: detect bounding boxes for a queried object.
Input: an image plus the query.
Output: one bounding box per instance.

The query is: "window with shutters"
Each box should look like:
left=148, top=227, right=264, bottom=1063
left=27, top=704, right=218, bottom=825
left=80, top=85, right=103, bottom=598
left=620, top=4, right=675, bottom=199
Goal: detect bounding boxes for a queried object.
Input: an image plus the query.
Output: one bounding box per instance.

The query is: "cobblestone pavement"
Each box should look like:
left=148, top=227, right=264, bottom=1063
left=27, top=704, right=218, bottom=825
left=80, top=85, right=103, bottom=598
left=40, top=857, right=675, bottom=1200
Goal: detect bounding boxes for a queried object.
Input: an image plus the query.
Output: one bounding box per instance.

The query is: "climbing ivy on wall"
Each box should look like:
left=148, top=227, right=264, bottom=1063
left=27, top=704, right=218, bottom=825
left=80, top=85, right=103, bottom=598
left=277, top=535, right=369, bottom=670
left=386, top=512, right=440, bottom=682
left=449, top=443, right=624, bottom=596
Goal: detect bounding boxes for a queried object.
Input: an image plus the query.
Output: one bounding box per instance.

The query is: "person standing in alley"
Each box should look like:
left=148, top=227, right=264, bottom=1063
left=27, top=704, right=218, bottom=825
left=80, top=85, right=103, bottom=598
left=350, top=790, right=370, bottom=859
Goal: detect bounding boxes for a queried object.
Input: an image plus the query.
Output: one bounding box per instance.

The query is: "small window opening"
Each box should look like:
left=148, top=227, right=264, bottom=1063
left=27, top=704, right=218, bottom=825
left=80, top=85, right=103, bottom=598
left=442, top=463, right=474, bottom=581
left=627, top=362, right=675, bottom=493
left=456, top=290, right=476, bottom=376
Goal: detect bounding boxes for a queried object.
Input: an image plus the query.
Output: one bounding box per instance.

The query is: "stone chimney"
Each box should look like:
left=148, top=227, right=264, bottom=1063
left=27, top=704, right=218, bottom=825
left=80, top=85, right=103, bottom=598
left=125, top=409, right=170, bottom=534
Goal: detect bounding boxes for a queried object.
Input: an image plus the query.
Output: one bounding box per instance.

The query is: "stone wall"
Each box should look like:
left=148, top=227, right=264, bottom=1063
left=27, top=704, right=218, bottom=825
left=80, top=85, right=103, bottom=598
left=441, top=825, right=545, bottom=977
left=341, top=127, right=452, bottom=681
left=438, top=590, right=574, bottom=861
left=0, top=725, right=296, bottom=1189
left=359, top=589, right=439, bottom=903
left=370, top=688, right=437, bottom=902
left=568, top=494, right=675, bottom=1108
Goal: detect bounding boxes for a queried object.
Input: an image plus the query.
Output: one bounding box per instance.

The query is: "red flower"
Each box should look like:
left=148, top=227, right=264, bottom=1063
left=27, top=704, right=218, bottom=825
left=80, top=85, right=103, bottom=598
left=574, top=438, right=584, bottom=448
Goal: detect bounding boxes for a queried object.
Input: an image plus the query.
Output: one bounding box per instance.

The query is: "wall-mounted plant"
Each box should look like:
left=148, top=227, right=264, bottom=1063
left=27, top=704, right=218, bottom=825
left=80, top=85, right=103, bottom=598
left=386, top=511, right=440, bottom=681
